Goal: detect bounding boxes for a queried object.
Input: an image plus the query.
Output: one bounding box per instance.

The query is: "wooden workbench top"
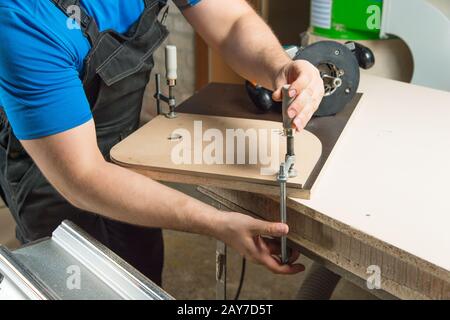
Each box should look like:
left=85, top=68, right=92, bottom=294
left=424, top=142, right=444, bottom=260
left=296, top=75, right=450, bottom=273
left=113, top=74, right=450, bottom=298
left=177, top=75, right=450, bottom=299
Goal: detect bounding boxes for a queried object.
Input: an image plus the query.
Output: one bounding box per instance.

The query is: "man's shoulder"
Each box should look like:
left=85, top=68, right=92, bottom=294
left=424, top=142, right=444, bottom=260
left=0, top=0, right=67, bottom=31
left=0, top=0, right=89, bottom=63
left=0, top=0, right=35, bottom=14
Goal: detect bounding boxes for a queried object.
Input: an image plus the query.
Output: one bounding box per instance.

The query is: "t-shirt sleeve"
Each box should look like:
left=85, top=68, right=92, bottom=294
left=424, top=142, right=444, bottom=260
left=0, top=8, right=92, bottom=140
left=173, top=0, right=202, bottom=10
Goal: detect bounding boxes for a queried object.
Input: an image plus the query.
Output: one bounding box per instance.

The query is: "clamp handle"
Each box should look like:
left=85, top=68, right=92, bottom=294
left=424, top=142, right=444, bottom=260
left=282, top=85, right=295, bottom=130
left=165, top=45, right=178, bottom=81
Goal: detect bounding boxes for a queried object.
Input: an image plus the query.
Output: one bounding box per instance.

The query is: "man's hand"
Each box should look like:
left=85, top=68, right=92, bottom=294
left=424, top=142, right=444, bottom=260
left=273, top=60, right=325, bottom=131
left=217, top=212, right=304, bottom=274
left=184, top=0, right=324, bottom=130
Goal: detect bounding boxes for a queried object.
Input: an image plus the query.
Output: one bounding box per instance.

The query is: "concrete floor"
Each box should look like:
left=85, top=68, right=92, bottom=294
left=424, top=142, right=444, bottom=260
left=162, top=183, right=377, bottom=300
left=162, top=230, right=377, bottom=300
left=0, top=187, right=377, bottom=300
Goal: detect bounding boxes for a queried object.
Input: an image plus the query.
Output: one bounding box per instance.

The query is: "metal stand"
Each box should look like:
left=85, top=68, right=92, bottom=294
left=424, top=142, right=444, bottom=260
left=277, top=86, right=298, bottom=264
left=154, top=45, right=178, bottom=118
left=154, top=74, right=177, bottom=118
left=0, top=221, right=173, bottom=300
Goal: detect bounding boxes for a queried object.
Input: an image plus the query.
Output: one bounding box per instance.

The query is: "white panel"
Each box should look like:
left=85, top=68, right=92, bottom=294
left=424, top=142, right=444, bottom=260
left=381, top=0, right=450, bottom=91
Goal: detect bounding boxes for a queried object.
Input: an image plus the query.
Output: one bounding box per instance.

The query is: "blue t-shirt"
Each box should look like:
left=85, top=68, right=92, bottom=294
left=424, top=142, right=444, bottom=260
left=0, top=0, right=200, bottom=140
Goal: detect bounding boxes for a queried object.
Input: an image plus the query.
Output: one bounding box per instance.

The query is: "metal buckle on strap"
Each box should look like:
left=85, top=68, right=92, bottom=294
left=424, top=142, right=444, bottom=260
left=160, top=6, right=169, bottom=25
left=50, top=0, right=99, bottom=45
left=51, top=0, right=89, bottom=27
left=81, top=14, right=92, bottom=28
left=53, top=0, right=76, bottom=13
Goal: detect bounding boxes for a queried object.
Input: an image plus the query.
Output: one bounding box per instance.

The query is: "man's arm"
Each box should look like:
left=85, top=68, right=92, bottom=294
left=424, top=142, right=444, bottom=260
left=21, top=120, right=304, bottom=274
left=183, top=0, right=324, bottom=129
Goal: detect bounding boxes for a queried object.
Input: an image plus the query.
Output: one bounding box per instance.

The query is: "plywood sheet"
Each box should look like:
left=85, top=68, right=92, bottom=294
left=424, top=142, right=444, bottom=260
left=297, top=75, right=450, bottom=274
left=111, top=113, right=322, bottom=198
left=199, top=186, right=450, bottom=299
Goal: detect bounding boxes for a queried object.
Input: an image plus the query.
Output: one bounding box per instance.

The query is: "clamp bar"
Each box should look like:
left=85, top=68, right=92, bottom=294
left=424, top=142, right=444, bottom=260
left=277, top=85, right=298, bottom=264
left=154, top=45, right=178, bottom=118
left=278, top=165, right=288, bottom=264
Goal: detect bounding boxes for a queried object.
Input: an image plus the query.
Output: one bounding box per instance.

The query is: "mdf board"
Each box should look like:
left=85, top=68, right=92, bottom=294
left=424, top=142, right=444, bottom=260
left=111, top=113, right=322, bottom=199
left=199, top=186, right=450, bottom=300
left=197, top=75, right=450, bottom=299
left=296, top=76, right=450, bottom=299
left=300, top=75, right=450, bottom=274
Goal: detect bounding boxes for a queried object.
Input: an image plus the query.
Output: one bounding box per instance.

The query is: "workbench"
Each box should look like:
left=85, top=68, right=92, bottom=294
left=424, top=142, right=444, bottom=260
left=174, top=75, right=450, bottom=300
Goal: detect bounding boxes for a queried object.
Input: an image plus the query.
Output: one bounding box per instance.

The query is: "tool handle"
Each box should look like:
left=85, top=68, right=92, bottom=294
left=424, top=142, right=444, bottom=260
left=282, top=85, right=295, bottom=129
left=165, top=45, right=178, bottom=81
left=346, top=41, right=375, bottom=70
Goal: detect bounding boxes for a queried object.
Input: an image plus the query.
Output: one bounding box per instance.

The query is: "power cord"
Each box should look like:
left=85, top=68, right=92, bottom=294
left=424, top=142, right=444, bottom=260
left=233, top=258, right=246, bottom=300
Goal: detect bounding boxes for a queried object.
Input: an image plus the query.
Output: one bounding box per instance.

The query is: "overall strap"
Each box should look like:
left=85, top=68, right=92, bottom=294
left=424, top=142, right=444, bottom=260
left=144, top=0, right=165, bottom=9
left=50, top=0, right=100, bottom=46
left=145, top=0, right=170, bottom=19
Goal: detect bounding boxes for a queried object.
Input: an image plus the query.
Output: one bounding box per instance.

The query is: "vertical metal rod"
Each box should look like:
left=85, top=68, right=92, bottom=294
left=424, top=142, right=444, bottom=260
left=280, top=179, right=288, bottom=264
left=155, top=74, right=162, bottom=115
left=287, top=130, right=295, bottom=157
left=168, top=84, right=176, bottom=118
left=279, top=85, right=295, bottom=264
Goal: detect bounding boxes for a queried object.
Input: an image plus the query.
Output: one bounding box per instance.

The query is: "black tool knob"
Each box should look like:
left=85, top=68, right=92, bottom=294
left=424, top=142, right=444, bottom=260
left=346, top=41, right=375, bottom=70
left=245, top=80, right=275, bottom=112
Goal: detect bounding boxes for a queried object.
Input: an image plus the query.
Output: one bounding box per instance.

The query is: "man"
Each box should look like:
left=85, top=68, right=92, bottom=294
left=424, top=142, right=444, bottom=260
left=0, top=0, right=324, bottom=285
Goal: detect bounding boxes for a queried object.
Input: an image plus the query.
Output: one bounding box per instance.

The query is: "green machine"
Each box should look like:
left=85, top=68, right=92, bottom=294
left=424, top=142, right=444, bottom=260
left=311, top=0, right=384, bottom=40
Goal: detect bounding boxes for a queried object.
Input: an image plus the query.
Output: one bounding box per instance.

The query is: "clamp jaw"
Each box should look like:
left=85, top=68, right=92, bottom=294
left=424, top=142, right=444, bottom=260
left=277, top=85, right=298, bottom=264
left=154, top=45, right=178, bottom=118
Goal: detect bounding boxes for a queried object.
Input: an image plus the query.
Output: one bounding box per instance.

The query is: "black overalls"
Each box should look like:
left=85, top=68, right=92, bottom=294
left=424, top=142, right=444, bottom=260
left=0, top=0, right=169, bottom=285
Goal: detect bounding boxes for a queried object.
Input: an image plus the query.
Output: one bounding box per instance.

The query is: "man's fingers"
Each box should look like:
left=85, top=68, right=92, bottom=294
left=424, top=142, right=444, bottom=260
left=259, top=254, right=305, bottom=275
left=287, top=248, right=301, bottom=264
left=253, top=239, right=304, bottom=274
left=272, top=87, right=282, bottom=101
left=252, top=220, right=289, bottom=237
left=245, top=232, right=304, bottom=275
left=259, top=237, right=281, bottom=255
left=273, top=65, right=310, bottom=102
left=273, top=60, right=325, bottom=129
left=290, top=81, right=324, bottom=130
left=288, top=73, right=311, bottom=98
left=260, top=238, right=301, bottom=263
left=288, top=88, right=313, bottom=128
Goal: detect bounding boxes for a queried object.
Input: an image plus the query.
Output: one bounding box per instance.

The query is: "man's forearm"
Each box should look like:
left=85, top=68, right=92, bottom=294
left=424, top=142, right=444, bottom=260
left=218, top=10, right=290, bottom=90
left=22, top=120, right=224, bottom=239
left=70, top=160, right=223, bottom=237
left=185, top=0, right=324, bottom=132
left=185, top=0, right=291, bottom=90
left=63, top=157, right=302, bottom=275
